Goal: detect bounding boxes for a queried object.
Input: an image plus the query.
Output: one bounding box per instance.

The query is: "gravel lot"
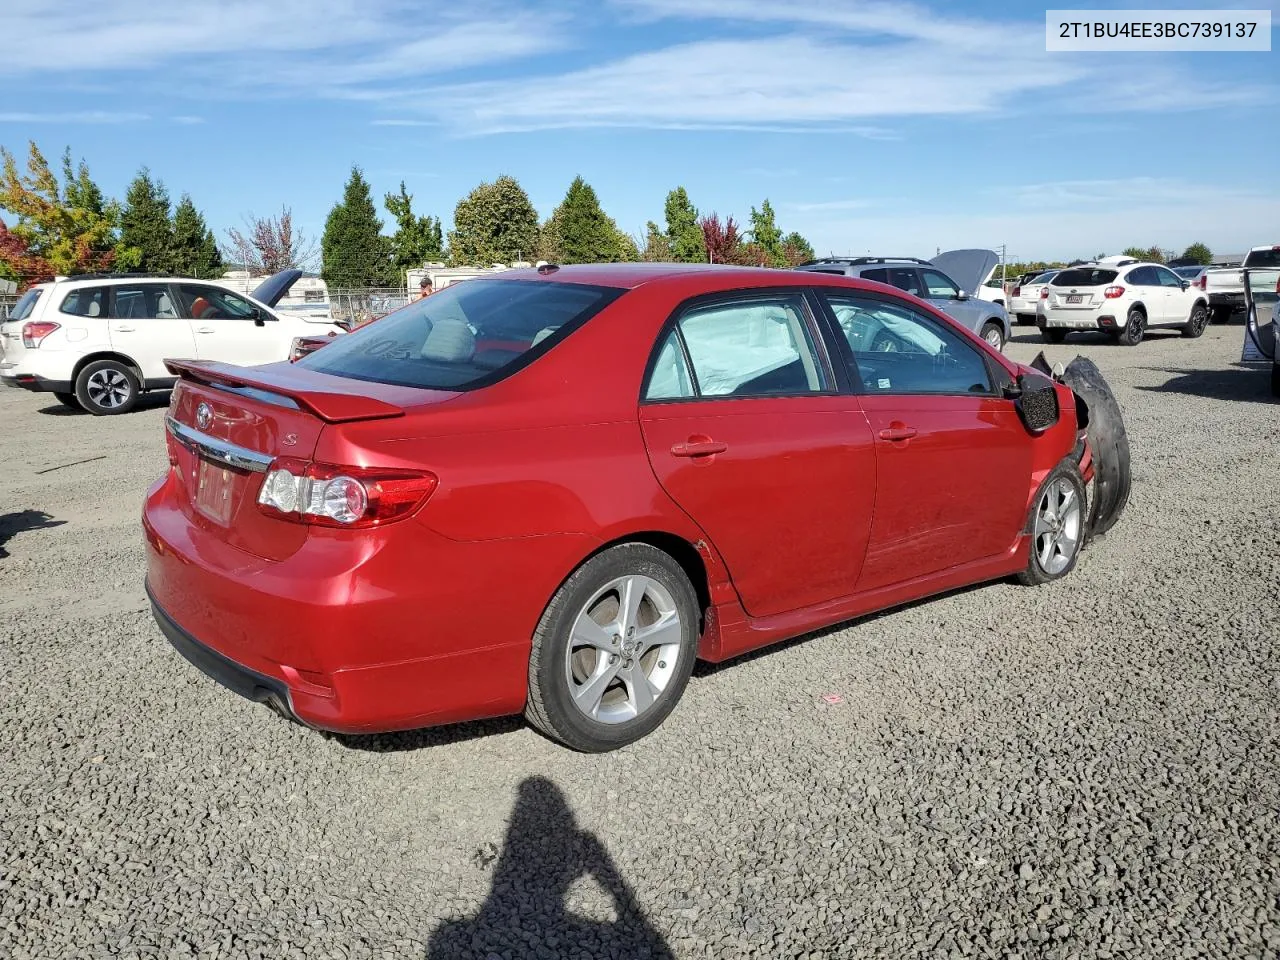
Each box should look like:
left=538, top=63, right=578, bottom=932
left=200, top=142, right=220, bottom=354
left=2, top=325, right=1278, bottom=960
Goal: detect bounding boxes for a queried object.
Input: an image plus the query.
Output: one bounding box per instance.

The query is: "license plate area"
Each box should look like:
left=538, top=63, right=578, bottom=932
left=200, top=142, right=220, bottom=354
left=194, top=458, right=238, bottom=525
left=1066, top=294, right=1083, bottom=304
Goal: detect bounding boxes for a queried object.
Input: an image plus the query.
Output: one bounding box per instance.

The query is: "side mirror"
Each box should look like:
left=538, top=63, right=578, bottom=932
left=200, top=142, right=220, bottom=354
left=956, top=291, right=969, bottom=301
left=252, top=308, right=266, bottom=327
left=1013, top=373, right=1060, bottom=433
left=1001, top=377, right=1023, bottom=400
left=1180, top=281, right=1189, bottom=290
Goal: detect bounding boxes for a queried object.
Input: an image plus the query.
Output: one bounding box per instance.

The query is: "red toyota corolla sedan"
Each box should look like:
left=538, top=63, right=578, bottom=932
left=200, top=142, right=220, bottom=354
left=143, top=263, right=1125, bottom=752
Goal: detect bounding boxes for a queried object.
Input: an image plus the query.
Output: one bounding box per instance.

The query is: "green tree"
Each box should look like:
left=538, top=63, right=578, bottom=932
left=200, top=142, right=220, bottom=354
left=384, top=181, right=444, bottom=270
left=613, top=227, right=639, bottom=262
left=640, top=221, right=672, bottom=262
left=322, top=166, right=395, bottom=287
left=171, top=195, right=222, bottom=279
left=543, top=176, right=631, bottom=264
left=748, top=199, right=785, bottom=267
left=1180, top=242, right=1213, bottom=265
left=448, top=175, right=538, bottom=267
left=1122, top=245, right=1167, bottom=264
left=781, top=231, right=815, bottom=266
left=118, top=168, right=174, bottom=273
left=0, top=141, right=118, bottom=276
left=664, top=187, right=706, bottom=263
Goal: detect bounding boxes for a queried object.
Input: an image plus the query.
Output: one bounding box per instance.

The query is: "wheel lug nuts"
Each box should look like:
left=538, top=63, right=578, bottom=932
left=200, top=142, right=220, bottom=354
left=627, top=626, right=635, bottom=637
left=609, top=654, right=618, bottom=664
left=658, top=661, right=666, bottom=669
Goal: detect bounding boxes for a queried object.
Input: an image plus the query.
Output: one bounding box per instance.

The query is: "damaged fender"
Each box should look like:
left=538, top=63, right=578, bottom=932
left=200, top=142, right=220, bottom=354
left=1031, top=353, right=1131, bottom=539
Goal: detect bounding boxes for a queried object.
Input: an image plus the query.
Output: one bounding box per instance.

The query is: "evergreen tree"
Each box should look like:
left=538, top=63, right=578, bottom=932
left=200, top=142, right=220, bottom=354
left=640, top=221, right=672, bottom=262
left=781, top=231, right=815, bottom=266
left=384, top=181, right=444, bottom=270
left=448, top=175, right=538, bottom=267
left=748, top=199, right=785, bottom=267
left=1180, top=242, right=1212, bottom=265
left=118, top=168, right=174, bottom=273
left=321, top=166, right=395, bottom=287
left=546, top=177, right=617, bottom=264
left=171, top=195, right=222, bottom=279
left=664, top=187, right=705, bottom=263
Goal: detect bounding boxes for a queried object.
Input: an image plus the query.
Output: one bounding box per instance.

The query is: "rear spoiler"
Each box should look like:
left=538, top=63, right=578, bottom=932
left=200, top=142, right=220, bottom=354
left=164, top=359, right=405, bottom=423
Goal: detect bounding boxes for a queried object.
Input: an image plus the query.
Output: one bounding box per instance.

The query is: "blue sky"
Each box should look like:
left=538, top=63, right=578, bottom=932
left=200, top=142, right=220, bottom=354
left=2, top=0, right=1277, bottom=262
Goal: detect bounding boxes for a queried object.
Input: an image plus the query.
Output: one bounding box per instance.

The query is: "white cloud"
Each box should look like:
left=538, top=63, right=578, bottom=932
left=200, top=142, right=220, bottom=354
left=786, top=199, right=877, bottom=213
left=0, top=111, right=149, bottom=123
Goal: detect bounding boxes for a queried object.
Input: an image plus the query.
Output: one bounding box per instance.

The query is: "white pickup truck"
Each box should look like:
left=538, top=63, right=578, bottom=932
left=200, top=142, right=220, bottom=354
left=1197, top=245, right=1280, bottom=323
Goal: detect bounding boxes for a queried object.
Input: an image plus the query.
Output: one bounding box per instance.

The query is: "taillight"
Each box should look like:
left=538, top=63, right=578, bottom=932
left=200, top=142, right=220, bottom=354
left=22, top=321, right=60, bottom=348
left=257, top=458, right=437, bottom=528
left=1012, top=286, right=1022, bottom=297
left=1040, top=288, right=1049, bottom=299
left=1104, top=286, right=1125, bottom=299
left=1196, top=276, right=1207, bottom=291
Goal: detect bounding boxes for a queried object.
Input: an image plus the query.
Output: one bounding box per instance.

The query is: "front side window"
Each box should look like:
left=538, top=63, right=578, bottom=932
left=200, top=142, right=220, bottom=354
left=59, top=287, right=107, bottom=318
left=299, top=278, right=623, bottom=391
left=173, top=284, right=259, bottom=321
left=824, top=293, right=992, bottom=396
left=1155, top=267, right=1184, bottom=288
left=920, top=269, right=961, bottom=299
left=1125, top=267, right=1157, bottom=287
left=109, top=284, right=178, bottom=320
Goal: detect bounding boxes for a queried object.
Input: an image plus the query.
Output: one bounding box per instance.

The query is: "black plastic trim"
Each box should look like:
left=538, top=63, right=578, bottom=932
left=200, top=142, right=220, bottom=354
left=1, top=374, right=73, bottom=393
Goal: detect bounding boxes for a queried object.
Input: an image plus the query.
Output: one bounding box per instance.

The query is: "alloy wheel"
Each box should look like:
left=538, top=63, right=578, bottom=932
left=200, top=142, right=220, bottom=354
left=86, top=369, right=132, bottom=409
left=1033, top=477, right=1082, bottom=576
left=564, top=575, right=682, bottom=724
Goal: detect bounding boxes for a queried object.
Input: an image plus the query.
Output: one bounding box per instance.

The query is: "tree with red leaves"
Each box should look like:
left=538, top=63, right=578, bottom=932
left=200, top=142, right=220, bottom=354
left=0, top=218, right=54, bottom=289
left=699, top=213, right=746, bottom=265
left=222, top=207, right=318, bottom=274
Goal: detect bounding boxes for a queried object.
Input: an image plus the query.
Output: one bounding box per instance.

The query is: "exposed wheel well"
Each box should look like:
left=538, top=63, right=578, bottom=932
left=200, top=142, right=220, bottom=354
left=72, top=352, right=146, bottom=388
left=583, top=532, right=711, bottom=618
left=1127, top=303, right=1147, bottom=318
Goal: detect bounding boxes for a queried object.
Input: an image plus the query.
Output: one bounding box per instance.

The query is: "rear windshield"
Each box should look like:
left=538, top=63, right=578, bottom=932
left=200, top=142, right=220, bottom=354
left=8, top=287, right=42, bottom=322
left=1030, top=272, right=1057, bottom=284
left=1243, top=248, right=1280, bottom=269
left=1053, top=268, right=1117, bottom=287
left=298, top=278, right=623, bottom=391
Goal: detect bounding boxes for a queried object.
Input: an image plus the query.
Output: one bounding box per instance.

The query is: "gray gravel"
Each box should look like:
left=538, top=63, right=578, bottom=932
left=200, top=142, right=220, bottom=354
left=2, top=325, right=1278, bottom=959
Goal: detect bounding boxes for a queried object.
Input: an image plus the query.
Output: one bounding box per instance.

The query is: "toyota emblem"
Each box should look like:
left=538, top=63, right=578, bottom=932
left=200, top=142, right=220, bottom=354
left=195, top=402, right=212, bottom=430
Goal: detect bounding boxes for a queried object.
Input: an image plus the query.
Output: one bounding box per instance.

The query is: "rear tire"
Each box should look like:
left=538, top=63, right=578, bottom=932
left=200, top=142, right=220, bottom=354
left=1120, top=308, right=1146, bottom=346
left=1017, top=463, right=1086, bottom=586
left=1042, top=328, right=1067, bottom=344
left=74, top=359, right=140, bottom=415
left=980, top=322, right=1005, bottom=352
left=525, top=543, right=700, bottom=752
left=1182, top=303, right=1208, bottom=339
left=53, top=392, right=82, bottom=411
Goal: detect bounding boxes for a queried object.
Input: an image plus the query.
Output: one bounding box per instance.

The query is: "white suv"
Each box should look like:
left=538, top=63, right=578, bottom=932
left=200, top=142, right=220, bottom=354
left=0, top=270, right=342, bottom=414
left=1037, top=260, right=1210, bottom=346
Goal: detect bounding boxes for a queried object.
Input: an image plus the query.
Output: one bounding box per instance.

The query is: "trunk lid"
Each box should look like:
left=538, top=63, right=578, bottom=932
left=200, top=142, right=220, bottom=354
left=164, top=359, right=456, bottom=561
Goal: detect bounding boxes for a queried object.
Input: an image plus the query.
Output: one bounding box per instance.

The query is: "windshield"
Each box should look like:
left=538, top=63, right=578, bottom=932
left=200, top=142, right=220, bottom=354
left=1053, top=268, right=1118, bottom=287
left=1243, top=248, right=1280, bottom=269
left=298, top=278, right=623, bottom=391
left=7, top=287, right=43, bottom=322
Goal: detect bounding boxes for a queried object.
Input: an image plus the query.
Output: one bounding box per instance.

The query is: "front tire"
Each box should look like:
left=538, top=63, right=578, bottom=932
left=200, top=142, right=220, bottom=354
left=525, top=543, right=700, bottom=752
left=1017, top=464, right=1086, bottom=586
left=75, top=360, right=139, bottom=415
left=1182, top=303, right=1208, bottom=339
left=53, top=392, right=82, bottom=411
left=1120, top=308, right=1146, bottom=346
left=980, top=322, right=1005, bottom=352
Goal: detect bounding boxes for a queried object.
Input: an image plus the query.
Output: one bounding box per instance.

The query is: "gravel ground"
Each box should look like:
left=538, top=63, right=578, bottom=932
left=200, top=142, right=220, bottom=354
left=2, top=324, right=1278, bottom=960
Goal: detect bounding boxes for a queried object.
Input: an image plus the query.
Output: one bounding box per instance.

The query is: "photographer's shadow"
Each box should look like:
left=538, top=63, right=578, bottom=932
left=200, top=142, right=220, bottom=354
left=427, top=776, right=673, bottom=960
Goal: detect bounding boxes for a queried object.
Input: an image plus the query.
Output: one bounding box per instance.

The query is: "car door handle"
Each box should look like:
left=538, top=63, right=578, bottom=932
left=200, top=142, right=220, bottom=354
left=878, top=425, right=918, bottom=442
left=113, top=324, right=136, bottom=333
left=196, top=327, right=215, bottom=334
left=671, top=438, right=728, bottom=458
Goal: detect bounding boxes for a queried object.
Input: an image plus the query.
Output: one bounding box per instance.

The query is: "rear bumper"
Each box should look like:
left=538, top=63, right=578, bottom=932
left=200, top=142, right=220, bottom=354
left=1208, top=292, right=1244, bottom=308
left=1038, top=310, right=1110, bottom=330
left=142, top=469, right=592, bottom=734
left=1, top=372, right=72, bottom=393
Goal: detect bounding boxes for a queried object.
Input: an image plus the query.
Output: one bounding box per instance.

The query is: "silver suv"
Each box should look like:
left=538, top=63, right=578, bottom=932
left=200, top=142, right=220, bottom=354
left=794, top=251, right=1012, bottom=351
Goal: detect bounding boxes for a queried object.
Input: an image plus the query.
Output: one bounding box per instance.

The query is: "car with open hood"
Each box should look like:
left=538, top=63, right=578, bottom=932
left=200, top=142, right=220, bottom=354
left=142, top=263, right=1131, bottom=751
left=794, top=250, right=1012, bottom=351
left=0, top=269, right=343, bottom=414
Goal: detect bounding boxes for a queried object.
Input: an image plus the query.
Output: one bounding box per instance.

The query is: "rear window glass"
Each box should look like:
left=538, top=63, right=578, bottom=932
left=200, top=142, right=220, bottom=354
left=1053, top=268, right=1117, bottom=287
left=1243, top=249, right=1280, bottom=269
left=298, top=279, right=623, bottom=391
left=1031, top=272, right=1057, bottom=284
left=8, top=288, right=42, bottom=322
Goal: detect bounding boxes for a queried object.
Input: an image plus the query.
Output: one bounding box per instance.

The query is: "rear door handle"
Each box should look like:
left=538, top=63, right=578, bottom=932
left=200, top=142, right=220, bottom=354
left=878, top=425, right=918, bottom=442
left=671, top=438, right=728, bottom=458
left=113, top=324, right=136, bottom=333
left=196, top=327, right=215, bottom=334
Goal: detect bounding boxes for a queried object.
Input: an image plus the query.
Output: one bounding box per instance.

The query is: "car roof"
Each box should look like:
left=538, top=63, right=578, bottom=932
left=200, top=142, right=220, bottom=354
left=497, top=262, right=818, bottom=289
left=51, top=274, right=212, bottom=287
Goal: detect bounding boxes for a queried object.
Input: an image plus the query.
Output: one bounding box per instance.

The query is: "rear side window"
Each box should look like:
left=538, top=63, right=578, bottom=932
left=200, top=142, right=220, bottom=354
left=299, top=279, right=623, bottom=391
left=109, top=284, right=178, bottom=319
left=60, top=287, right=107, bottom=318
left=1053, top=269, right=1118, bottom=287
left=9, top=288, right=42, bottom=322
left=861, top=267, right=921, bottom=296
